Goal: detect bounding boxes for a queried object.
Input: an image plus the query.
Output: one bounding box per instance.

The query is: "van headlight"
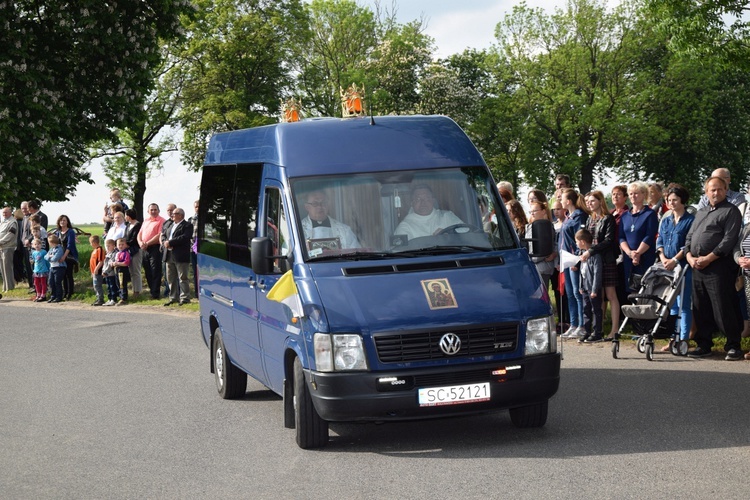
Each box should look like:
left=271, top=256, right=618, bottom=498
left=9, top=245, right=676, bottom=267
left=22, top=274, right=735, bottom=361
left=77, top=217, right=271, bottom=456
left=313, top=333, right=368, bottom=372
left=525, top=316, right=556, bottom=355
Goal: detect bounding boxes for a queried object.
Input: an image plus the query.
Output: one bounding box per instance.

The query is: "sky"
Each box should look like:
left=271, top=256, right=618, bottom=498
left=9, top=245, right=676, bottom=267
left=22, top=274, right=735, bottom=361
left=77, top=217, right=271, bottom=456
left=44, top=0, right=569, bottom=225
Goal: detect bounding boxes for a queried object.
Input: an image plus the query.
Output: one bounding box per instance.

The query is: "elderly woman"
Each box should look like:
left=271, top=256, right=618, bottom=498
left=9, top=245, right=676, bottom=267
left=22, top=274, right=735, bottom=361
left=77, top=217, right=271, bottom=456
left=656, top=184, right=694, bottom=350
left=619, top=182, right=659, bottom=292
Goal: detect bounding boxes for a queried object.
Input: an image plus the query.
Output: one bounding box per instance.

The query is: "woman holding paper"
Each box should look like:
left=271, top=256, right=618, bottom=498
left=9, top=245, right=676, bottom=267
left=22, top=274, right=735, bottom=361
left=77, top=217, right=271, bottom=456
left=559, top=189, right=589, bottom=339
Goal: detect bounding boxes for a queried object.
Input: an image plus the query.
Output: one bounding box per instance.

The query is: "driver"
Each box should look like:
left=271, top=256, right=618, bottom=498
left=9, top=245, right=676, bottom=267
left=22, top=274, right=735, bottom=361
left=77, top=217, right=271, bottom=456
left=301, top=190, right=360, bottom=249
left=394, top=184, right=463, bottom=239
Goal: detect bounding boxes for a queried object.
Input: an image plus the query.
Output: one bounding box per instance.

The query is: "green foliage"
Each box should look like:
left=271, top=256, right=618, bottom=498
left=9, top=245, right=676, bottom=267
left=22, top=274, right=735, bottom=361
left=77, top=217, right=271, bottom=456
left=178, top=0, right=306, bottom=171
left=645, top=0, right=750, bottom=70
left=0, top=0, right=192, bottom=206
left=609, top=10, right=750, bottom=199
left=493, top=0, right=639, bottom=194
left=95, top=44, right=185, bottom=220
left=367, top=21, right=434, bottom=114
left=291, top=0, right=379, bottom=117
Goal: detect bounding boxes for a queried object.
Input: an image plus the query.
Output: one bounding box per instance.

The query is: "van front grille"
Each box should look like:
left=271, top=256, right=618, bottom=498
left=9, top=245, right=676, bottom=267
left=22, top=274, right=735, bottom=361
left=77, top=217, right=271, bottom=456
left=374, top=323, right=519, bottom=363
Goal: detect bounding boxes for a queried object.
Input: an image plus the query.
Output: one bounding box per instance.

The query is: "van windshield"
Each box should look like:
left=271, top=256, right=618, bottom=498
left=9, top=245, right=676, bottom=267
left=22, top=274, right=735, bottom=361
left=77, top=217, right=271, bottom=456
left=290, top=167, right=517, bottom=261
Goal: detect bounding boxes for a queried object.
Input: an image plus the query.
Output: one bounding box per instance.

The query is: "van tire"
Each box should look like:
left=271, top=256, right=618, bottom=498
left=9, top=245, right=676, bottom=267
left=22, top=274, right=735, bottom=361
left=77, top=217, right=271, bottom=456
left=213, top=328, right=247, bottom=399
left=293, top=357, right=328, bottom=448
left=509, top=400, right=548, bottom=428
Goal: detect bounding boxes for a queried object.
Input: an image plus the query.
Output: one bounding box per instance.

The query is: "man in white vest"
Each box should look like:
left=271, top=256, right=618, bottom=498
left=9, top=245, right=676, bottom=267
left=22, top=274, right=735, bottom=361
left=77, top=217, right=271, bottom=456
left=394, top=184, right=463, bottom=240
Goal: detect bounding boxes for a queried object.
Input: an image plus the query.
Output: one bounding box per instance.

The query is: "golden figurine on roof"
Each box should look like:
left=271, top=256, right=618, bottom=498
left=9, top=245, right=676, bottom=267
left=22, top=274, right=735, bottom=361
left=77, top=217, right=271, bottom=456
left=280, top=97, right=301, bottom=123
left=340, top=83, right=366, bottom=118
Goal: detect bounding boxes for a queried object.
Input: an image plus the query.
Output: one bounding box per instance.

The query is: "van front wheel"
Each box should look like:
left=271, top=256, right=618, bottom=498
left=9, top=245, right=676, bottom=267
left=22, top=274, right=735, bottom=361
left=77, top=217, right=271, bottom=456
left=509, top=400, right=548, bottom=428
left=213, top=329, right=247, bottom=399
left=293, top=357, right=329, bottom=449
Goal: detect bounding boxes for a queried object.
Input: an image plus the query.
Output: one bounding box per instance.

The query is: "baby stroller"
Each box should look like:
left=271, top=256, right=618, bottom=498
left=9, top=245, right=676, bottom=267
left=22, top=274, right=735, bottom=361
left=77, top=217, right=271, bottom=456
left=612, top=262, right=688, bottom=361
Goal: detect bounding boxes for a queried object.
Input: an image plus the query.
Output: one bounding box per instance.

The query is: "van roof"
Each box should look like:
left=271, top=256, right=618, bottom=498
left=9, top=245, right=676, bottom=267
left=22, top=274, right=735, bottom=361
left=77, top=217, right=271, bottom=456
left=203, top=115, right=485, bottom=176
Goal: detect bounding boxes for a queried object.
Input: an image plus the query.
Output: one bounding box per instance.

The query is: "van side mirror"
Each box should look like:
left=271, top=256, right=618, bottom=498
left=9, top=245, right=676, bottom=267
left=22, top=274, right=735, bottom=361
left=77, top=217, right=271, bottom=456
left=527, top=219, right=554, bottom=258
left=251, top=237, right=274, bottom=275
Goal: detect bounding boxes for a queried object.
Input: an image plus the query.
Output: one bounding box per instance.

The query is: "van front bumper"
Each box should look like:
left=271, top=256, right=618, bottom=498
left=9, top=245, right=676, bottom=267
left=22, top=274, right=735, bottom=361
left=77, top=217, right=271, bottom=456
left=306, top=353, right=560, bottom=422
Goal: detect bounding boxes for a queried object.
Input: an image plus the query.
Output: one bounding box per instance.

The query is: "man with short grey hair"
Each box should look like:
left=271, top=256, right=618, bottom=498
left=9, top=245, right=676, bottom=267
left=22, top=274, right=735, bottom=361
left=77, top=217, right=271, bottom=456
left=162, top=208, right=192, bottom=306
left=0, top=206, right=18, bottom=293
left=686, top=176, right=744, bottom=360
left=697, top=168, right=746, bottom=209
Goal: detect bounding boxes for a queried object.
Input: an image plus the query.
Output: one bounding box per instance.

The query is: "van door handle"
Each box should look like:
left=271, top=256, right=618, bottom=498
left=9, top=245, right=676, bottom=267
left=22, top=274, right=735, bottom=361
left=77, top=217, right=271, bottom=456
left=257, top=279, right=267, bottom=291
left=248, top=278, right=257, bottom=287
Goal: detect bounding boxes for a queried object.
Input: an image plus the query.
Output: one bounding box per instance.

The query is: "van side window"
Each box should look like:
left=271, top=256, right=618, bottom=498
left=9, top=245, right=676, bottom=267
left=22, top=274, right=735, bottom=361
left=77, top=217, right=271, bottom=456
left=199, top=165, right=235, bottom=261
left=264, top=188, right=290, bottom=273
left=227, top=166, right=262, bottom=267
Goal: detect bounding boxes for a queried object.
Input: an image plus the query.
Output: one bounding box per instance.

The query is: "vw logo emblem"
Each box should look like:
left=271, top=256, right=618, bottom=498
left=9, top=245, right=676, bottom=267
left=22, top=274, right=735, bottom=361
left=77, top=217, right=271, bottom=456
left=439, top=333, right=461, bottom=355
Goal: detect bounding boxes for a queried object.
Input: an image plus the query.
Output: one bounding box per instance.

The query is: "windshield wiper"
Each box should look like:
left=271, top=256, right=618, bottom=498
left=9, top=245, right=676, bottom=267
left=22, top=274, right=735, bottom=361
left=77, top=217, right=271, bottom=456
left=395, top=245, right=491, bottom=255
left=308, top=251, right=405, bottom=262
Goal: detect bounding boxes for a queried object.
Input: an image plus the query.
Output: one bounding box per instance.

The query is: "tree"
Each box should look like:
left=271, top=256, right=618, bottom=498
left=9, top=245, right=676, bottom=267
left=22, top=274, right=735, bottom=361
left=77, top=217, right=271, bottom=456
left=644, top=0, right=750, bottom=69
left=94, top=45, right=185, bottom=221
left=493, top=0, right=639, bottom=194
left=291, top=0, right=378, bottom=118
left=178, top=0, right=306, bottom=171
left=0, top=1, right=192, bottom=206
left=367, top=21, right=434, bottom=115
left=417, top=61, right=479, bottom=128
left=619, top=14, right=750, bottom=198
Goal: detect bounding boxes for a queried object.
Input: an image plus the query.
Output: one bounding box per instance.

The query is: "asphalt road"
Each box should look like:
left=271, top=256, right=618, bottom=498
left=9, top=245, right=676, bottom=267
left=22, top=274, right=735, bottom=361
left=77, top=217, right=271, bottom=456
left=1, top=298, right=749, bottom=499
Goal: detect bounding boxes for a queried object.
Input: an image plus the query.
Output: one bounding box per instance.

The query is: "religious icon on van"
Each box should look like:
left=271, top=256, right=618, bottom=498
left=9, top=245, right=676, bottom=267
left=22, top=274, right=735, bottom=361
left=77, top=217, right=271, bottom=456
left=421, top=278, right=457, bottom=310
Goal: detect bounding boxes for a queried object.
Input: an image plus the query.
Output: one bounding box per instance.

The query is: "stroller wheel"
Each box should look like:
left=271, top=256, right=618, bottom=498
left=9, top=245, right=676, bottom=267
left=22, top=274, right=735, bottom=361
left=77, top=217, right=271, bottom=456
left=636, top=336, right=647, bottom=353
left=646, top=343, right=654, bottom=361
left=676, top=340, right=689, bottom=356
left=611, top=341, right=619, bottom=359
left=669, top=338, right=679, bottom=356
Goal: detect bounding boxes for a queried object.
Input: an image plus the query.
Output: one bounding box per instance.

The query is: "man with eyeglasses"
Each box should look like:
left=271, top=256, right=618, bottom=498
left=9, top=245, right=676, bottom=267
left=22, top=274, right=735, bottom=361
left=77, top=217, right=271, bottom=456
left=301, top=190, right=360, bottom=249
left=394, top=184, right=463, bottom=240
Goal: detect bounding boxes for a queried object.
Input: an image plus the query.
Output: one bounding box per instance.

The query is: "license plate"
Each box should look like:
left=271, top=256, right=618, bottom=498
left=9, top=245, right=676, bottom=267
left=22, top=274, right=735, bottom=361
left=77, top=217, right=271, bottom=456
left=418, top=382, right=490, bottom=407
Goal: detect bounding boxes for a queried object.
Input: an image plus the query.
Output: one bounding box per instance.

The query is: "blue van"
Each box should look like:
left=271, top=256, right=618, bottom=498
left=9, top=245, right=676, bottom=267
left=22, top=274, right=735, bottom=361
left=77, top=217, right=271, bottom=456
left=198, top=115, right=560, bottom=448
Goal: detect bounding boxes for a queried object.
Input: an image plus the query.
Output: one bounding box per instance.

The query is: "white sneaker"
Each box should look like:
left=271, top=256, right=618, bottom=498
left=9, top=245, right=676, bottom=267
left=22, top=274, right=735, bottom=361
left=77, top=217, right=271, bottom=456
left=574, top=326, right=588, bottom=337
left=104, top=300, right=116, bottom=306
left=561, top=326, right=579, bottom=338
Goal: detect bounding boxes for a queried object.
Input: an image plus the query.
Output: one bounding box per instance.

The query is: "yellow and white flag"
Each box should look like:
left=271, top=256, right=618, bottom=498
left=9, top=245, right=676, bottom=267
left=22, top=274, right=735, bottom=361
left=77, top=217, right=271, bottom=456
left=267, top=270, right=303, bottom=319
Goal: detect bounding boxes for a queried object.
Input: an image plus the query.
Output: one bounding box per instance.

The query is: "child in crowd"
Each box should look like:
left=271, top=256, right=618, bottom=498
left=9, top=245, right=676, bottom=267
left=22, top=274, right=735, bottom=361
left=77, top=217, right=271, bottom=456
left=31, top=238, right=49, bottom=302
left=113, top=237, right=131, bottom=305
left=89, top=235, right=105, bottom=306
left=45, top=234, right=66, bottom=303
left=101, top=238, right=119, bottom=306
left=31, top=223, right=47, bottom=250
left=576, top=228, right=604, bottom=343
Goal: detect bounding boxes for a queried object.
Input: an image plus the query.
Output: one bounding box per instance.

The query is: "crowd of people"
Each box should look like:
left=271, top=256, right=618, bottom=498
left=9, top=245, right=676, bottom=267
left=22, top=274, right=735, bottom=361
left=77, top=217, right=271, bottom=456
left=505, top=168, right=750, bottom=361
left=3, top=171, right=750, bottom=360
left=0, top=189, right=199, bottom=308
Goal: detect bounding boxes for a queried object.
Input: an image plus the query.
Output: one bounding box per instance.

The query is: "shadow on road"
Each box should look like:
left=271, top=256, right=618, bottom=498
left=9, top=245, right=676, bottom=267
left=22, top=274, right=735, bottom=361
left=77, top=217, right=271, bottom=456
left=323, top=366, right=749, bottom=456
